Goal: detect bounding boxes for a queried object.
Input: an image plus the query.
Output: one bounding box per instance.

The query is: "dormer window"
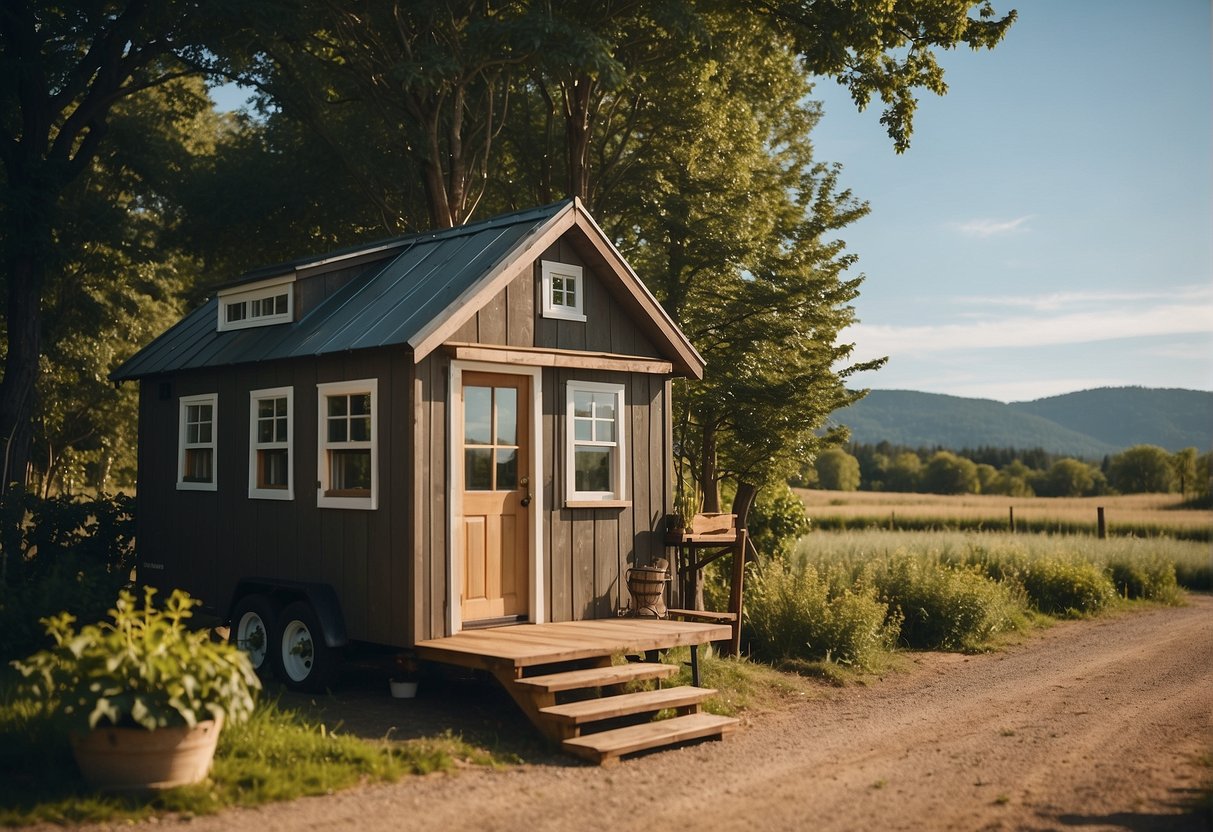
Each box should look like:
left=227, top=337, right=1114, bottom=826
left=217, top=276, right=294, bottom=331
left=541, top=260, right=586, bottom=322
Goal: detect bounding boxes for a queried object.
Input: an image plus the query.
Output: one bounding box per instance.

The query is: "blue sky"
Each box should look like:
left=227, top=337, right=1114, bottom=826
left=810, top=0, right=1212, bottom=402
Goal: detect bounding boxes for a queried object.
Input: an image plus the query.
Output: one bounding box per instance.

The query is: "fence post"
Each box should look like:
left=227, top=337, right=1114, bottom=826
left=1097, top=506, right=1106, bottom=539
left=1009, top=506, right=1016, bottom=534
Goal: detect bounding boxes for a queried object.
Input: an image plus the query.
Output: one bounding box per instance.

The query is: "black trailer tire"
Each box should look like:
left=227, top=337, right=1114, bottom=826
left=230, top=594, right=277, bottom=678
left=274, top=600, right=340, bottom=692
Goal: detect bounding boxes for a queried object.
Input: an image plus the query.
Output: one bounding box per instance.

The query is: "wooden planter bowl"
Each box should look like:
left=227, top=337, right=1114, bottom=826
left=70, top=715, right=223, bottom=791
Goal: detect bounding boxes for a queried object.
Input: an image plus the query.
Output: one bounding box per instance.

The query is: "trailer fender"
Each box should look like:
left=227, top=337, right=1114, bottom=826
left=228, top=579, right=348, bottom=648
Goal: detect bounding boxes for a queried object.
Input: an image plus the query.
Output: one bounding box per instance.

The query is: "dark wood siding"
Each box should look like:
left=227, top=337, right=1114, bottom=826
left=411, top=351, right=449, bottom=642
left=295, top=255, right=397, bottom=319
left=136, top=348, right=413, bottom=647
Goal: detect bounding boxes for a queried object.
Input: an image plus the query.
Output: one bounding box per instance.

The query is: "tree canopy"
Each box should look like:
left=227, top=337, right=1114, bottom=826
left=1, top=0, right=1017, bottom=495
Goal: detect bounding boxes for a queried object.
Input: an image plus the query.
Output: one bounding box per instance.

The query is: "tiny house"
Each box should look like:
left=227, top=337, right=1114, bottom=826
left=113, top=198, right=706, bottom=691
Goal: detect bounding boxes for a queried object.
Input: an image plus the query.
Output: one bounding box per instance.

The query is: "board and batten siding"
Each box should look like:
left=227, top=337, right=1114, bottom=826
left=136, top=347, right=414, bottom=647
left=412, top=238, right=674, bottom=640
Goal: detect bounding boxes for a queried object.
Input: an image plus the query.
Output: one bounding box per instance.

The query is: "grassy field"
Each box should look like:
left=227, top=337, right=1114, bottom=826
left=796, top=489, right=1213, bottom=540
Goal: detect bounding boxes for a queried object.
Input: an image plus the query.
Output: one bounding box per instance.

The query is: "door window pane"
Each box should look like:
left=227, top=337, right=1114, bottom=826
left=496, top=387, right=517, bottom=445
left=495, top=449, right=518, bottom=490
left=465, top=449, right=493, bottom=491
left=464, top=386, right=492, bottom=445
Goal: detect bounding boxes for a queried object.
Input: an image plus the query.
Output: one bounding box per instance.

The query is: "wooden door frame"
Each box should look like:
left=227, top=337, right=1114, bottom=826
left=447, top=360, right=545, bottom=635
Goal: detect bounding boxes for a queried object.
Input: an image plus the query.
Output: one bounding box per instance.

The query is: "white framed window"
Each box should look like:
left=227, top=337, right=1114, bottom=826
left=541, top=260, right=586, bottom=322
left=217, top=276, right=294, bottom=331
left=249, top=386, right=293, bottom=500
left=317, top=379, right=378, bottom=510
left=565, top=381, right=626, bottom=503
left=177, top=393, right=218, bottom=491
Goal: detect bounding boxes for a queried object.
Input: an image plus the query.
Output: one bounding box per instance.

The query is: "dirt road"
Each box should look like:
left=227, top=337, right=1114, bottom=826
left=150, top=597, right=1213, bottom=831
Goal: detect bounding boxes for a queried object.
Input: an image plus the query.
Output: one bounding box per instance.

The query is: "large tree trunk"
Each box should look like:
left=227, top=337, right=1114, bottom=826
left=563, top=75, right=595, bottom=202
left=0, top=236, right=46, bottom=493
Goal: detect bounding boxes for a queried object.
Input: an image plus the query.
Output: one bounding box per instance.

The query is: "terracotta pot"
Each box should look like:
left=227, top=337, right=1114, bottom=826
left=70, top=714, right=223, bottom=791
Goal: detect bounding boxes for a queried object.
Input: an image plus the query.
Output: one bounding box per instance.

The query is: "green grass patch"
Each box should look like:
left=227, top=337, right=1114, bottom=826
left=0, top=690, right=500, bottom=827
left=811, top=514, right=1211, bottom=543
left=661, top=647, right=817, bottom=716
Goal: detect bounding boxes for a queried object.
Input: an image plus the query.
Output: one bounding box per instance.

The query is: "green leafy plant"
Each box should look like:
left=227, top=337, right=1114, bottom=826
left=11, top=587, right=260, bottom=732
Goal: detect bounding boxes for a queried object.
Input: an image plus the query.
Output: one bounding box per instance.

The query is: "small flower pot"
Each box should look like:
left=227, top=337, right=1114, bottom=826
left=70, top=715, right=223, bottom=791
left=389, top=680, right=419, bottom=699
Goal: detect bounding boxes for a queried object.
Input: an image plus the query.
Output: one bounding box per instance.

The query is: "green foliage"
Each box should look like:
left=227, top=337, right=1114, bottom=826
left=1108, top=445, right=1178, bottom=494
left=745, top=559, right=898, bottom=669
left=1106, top=556, right=1181, bottom=604
left=1013, top=558, right=1115, bottom=617
left=921, top=451, right=979, bottom=495
left=0, top=691, right=498, bottom=826
left=748, top=482, right=812, bottom=558
left=1036, top=458, right=1100, bottom=497
left=11, top=588, right=260, bottom=732
left=815, top=448, right=861, bottom=491
left=870, top=554, right=1024, bottom=650
left=0, top=489, right=135, bottom=661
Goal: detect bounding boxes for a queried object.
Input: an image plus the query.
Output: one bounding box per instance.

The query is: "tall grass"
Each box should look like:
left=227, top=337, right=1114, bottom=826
left=741, top=530, right=1205, bottom=668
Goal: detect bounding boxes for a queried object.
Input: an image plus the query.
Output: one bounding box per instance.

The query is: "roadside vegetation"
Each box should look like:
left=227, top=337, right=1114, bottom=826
left=0, top=685, right=500, bottom=827
left=735, top=528, right=1206, bottom=671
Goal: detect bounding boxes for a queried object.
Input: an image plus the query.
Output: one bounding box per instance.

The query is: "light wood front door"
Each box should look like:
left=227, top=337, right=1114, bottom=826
left=460, top=372, right=531, bottom=623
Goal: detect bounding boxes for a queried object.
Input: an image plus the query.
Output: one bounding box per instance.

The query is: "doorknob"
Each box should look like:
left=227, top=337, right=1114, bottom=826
left=520, top=476, right=532, bottom=507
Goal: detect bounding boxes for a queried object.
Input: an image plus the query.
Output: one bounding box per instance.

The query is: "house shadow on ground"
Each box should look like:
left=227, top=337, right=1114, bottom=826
left=272, top=651, right=577, bottom=766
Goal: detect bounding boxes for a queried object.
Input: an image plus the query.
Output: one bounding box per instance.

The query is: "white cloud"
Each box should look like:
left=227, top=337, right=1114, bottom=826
left=954, top=284, right=1213, bottom=312
left=951, top=215, right=1033, bottom=238
left=843, top=294, right=1213, bottom=357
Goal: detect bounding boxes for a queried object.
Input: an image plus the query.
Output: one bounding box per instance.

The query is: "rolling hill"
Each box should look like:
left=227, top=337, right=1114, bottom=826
left=831, top=387, right=1212, bottom=457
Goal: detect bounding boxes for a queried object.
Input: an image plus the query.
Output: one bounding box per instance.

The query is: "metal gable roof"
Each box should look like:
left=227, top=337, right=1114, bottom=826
left=112, top=201, right=570, bottom=381
left=112, top=198, right=706, bottom=381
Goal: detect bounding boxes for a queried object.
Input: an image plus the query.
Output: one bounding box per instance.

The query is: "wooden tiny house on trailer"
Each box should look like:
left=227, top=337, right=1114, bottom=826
left=113, top=199, right=734, bottom=761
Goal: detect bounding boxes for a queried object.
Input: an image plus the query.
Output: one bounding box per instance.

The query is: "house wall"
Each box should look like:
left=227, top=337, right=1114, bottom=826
left=412, top=238, right=674, bottom=639
left=136, top=346, right=415, bottom=647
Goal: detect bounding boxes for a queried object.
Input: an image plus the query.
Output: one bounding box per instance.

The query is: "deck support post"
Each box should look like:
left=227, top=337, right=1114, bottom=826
left=690, top=644, right=700, bottom=687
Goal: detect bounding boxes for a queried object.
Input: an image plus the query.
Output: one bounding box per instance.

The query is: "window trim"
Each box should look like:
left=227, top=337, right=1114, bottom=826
left=564, top=380, right=627, bottom=504
left=540, top=260, right=587, bottom=322
left=177, top=393, right=218, bottom=491
left=248, top=386, right=294, bottom=501
left=217, top=275, right=294, bottom=332
left=316, top=378, right=378, bottom=510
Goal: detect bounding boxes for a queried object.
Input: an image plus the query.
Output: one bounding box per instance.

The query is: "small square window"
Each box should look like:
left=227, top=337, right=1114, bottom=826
left=249, top=387, right=293, bottom=500
left=541, top=260, right=586, bottom=322
left=178, top=393, right=218, bottom=491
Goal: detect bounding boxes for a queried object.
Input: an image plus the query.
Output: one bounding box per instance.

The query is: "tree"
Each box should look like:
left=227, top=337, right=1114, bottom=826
left=921, top=450, right=978, bottom=494
left=815, top=448, right=861, bottom=491
left=1107, top=445, right=1176, bottom=494
left=1172, top=448, right=1198, bottom=498
left=1037, top=458, right=1097, bottom=498
left=758, top=0, right=1017, bottom=152
left=0, top=0, right=214, bottom=490
left=885, top=451, right=924, bottom=493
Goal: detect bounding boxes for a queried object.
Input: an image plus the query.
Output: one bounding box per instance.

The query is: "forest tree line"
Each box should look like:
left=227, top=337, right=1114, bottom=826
left=798, top=442, right=1212, bottom=499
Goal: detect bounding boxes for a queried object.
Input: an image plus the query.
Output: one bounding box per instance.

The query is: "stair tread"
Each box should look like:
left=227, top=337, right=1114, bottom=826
left=513, top=662, right=677, bottom=693
left=539, top=685, right=715, bottom=725
left=563, top=712, right=738, bottom=762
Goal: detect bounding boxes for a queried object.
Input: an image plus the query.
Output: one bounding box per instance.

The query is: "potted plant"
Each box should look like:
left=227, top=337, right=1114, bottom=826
left=11, top=587, right=260, bottom=791
left=389, top=654, right=420, bottom=699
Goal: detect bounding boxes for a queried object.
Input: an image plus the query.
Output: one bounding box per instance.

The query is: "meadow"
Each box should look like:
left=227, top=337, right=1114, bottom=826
left=795, top=489, right=1213, bottom=540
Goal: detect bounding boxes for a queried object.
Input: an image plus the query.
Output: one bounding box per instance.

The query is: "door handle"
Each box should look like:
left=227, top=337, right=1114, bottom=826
left=520, top=476, right=532, bottom=507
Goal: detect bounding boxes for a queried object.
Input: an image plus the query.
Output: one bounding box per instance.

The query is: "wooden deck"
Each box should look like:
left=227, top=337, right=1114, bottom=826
left=415, top=617, right=732, bottom=673
left=415, top=618, right=738, bottom=765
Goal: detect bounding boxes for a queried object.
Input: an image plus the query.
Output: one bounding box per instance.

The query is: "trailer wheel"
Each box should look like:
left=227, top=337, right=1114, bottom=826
left=275, top=600, right=339, bottom=692
left=230, top=594, right=276, bottom=677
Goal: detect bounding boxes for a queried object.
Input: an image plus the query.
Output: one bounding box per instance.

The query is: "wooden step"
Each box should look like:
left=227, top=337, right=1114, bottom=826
left=539, top=685, right=714, bottom=727
left=562, top=712, right=739, bottom=766
left=513, top=662, right=677, bottom=694
left=667, top=608, right=737, bottom=624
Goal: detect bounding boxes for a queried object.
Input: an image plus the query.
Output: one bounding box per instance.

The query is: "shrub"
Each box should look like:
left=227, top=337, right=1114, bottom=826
left=1106, top=556, right=1181, bottom=604
left=748, top=483, right=811, bottom=558
left=1015, top=558, right=1115, bottom=617
left=873, top=553, right=1025, bottom=650
left=0, top=489, right=135, bottom=661
left=744, top=560, right=897, bottom=669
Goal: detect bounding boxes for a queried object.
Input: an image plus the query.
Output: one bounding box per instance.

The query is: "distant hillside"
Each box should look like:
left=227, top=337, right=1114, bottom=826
left=832, top=387, right=1212, bottom=458
left=1010, top=387, right=1212, bottom=452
